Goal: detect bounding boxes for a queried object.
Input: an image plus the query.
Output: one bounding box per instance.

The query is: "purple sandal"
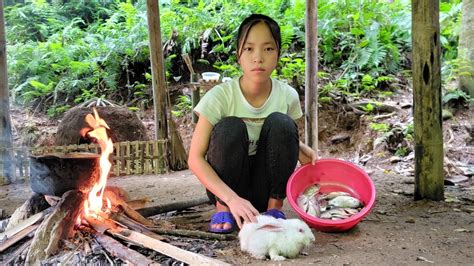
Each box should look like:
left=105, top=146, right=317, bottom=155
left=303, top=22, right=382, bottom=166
left=263, top=208, right=287, bottom=219
left=208, top=211, right=236, bottom=234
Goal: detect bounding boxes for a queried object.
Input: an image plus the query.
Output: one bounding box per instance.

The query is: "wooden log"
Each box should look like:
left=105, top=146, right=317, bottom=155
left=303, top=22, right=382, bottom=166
left=349, top=101, right=402, bottom=114
left=26, top=190, right=85, bottom=264
left=94, top=231, right=157, bottom=265
left=5, top=193, right=49, bottom=231
left=0, top=224, right=38, bottom=252
left=149, top=227, right=235, bottom=241
left=137, top=196, right=209, bottom=217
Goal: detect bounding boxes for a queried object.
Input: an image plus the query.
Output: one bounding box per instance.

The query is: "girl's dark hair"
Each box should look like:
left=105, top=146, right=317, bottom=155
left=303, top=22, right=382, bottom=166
left=236, top=14, right=281, bottom=58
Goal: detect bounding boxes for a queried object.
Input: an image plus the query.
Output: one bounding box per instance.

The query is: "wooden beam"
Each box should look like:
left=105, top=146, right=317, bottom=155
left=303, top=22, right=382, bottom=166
left=305, top=0, right=319, bottom=154
left=146, top=0, right=168, bottom=141
left=411, top=0, right=444, bottom=200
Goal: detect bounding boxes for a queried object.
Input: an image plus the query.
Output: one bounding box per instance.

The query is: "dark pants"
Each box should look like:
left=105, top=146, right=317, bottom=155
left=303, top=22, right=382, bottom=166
left=206, top=112, right=299, bottom=212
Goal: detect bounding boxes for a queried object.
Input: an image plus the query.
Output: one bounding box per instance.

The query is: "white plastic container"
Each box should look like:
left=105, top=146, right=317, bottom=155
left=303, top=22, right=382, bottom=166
left=202, top=72, right=220, bottom=82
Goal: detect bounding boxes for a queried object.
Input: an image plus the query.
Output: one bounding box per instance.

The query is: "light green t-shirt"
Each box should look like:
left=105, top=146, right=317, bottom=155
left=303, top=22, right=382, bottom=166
left=194, top=77, right=303, bottom=155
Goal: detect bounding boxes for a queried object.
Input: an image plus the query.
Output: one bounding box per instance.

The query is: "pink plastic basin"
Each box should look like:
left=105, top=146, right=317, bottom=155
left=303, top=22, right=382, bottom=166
left=286, top=159, right=376, bottom=232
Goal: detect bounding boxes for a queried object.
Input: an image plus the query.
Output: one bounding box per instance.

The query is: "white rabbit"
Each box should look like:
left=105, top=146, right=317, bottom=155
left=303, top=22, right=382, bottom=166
left=238, top=215, right=315, bottom=261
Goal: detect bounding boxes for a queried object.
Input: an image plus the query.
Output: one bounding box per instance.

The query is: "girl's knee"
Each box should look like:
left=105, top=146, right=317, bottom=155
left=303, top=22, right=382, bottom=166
left=209, top=116, right=248, bottom=151
left=265, top=112, right=298, bottom=134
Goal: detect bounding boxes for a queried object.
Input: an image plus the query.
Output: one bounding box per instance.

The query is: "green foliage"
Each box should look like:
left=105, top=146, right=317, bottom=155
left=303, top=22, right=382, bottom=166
left=369, top=122, right=390, bottom=133
left=171, top=95, right=192, bottom=118
left=442, top=88, right=471, bottom=107
left=4, top=0, right=464, bottom=114
left=395, top=146, right=409, bottom=157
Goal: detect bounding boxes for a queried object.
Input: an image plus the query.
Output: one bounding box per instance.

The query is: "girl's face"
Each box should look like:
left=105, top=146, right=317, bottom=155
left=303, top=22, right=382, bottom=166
left=238, top=22, right=278, bottom=84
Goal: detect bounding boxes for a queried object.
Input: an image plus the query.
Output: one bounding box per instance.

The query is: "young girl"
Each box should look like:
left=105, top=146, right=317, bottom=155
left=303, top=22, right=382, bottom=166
left=188, top=14, right=317, bottom=233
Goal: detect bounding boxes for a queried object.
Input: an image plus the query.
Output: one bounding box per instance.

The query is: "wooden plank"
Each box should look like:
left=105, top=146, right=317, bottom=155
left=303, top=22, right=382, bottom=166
left=0, top=211, right=44, bottom=240
left=0, top=224, right=38, bottom=252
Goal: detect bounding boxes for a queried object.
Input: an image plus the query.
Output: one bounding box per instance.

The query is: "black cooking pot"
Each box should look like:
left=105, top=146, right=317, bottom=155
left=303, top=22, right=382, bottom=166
left=29, top=152, right=100, bottom=196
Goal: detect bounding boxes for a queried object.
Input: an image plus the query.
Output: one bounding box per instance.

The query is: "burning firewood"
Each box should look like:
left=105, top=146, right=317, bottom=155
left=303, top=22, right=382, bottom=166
left=26, top=190, right=85, bottom=264
left=103, top=188, right=154, bottom=227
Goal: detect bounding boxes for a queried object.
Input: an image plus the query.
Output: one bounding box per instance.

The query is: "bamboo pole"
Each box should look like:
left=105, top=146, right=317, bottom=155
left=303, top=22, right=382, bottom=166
left=412, top=0, right=444, bottom=200
left=305, top=0, right=319, bottom=155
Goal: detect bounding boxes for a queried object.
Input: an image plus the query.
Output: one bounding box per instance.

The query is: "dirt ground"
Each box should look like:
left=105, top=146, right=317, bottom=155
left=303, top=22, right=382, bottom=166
left=1, top=87, right=473, bottom=264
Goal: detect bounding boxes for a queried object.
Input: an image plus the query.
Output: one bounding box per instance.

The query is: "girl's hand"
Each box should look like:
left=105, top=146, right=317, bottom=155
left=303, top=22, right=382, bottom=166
left=299, top=142, right=317, bottom=165
left=227, top=196, right=259, bottom=229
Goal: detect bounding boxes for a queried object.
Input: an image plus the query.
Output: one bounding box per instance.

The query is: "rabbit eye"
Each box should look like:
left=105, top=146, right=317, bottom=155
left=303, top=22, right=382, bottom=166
left=298, top=228, right=304, bottom=233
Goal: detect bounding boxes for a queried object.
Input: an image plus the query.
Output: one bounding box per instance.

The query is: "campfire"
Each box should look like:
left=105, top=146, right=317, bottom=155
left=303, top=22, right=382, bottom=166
left=0, top=109, right=229, bottom=265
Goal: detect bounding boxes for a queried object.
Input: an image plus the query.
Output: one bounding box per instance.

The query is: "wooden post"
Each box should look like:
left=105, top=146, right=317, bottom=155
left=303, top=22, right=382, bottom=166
left=0, top=0, right=13, bottom=185
left=305, top=0, right=319, bottom=155
left=146, top=0, right=168, bottom=142
left=412, top=0, right=444, bottom=200
left=146, top=1, right=187, bottom=171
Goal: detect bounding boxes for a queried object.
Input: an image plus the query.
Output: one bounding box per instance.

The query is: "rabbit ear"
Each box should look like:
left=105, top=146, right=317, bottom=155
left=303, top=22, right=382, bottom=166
left=257, top=224, right=284, bottom=232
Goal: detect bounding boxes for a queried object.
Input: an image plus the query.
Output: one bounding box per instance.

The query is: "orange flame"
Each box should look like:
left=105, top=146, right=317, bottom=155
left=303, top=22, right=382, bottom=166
left=83, top=108, right=114, bottom=216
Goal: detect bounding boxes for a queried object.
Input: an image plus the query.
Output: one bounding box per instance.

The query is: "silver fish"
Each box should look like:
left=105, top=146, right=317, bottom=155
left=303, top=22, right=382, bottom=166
left=303, top=184, right=320, bottom=198
left=328, top=195, right=362, bottom=208
left=319, top=191, right=351, bottom=200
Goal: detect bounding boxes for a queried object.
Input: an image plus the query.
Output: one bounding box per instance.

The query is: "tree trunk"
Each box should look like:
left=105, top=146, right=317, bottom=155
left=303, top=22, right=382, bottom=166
left=0, top=0, right=13, bottom=185
left=458, top=0, right=474, bottom=98
left=305, top=0, right=319, bottom=154
left=412, top=0, right=444, bottom=200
